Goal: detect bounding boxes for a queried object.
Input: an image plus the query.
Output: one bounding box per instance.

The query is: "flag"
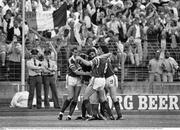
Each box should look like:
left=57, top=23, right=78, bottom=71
left=26, top=2, right=67, bottom=31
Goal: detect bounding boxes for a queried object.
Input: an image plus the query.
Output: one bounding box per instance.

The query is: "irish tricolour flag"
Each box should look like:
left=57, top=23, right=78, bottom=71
left=26, top=2, right=67, bottom=31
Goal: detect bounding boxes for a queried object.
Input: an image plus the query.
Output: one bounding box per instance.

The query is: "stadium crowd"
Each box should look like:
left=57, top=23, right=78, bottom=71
left=0, top=0, right=179, bottom=82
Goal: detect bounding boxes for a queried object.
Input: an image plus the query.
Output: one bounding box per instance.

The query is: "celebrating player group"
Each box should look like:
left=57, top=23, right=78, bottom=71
left=57, top=45, right=122, bottom=121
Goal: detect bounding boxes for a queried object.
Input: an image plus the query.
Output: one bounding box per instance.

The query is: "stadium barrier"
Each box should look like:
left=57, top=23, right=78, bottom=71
left=0, top=40, right=180, bottom=108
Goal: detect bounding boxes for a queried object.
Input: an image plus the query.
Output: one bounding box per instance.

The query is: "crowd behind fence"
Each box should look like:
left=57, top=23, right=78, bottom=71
left=0, top=40, right=180, bottom=83
left=0, top=0, right=180, bottom=84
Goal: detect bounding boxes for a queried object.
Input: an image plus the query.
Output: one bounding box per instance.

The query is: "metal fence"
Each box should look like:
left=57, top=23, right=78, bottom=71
left=0, top=41, right=180, bottom=83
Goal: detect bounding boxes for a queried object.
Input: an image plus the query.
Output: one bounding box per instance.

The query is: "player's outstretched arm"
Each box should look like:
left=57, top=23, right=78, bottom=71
left=76, top=56, right=92, bottom=66
left=99, top=53, right=112, bottom=59
left=74, top=70, right=91, bottom=76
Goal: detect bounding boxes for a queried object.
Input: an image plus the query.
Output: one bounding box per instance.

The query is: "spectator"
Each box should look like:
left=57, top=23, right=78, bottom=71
left=118, top=15, right=129, bottom=42
left=148, top=50, right=163, bottom=83
left=162, top=50, right=179, bottom=82
left=106, top=13, right=121, bottom=35
left=0, top=32, right=7, bottom=67
left=25, top=40, right=32, bottom=60
left=124, top=36, right=139, bottom=66
left=7, top=35, right=22, bottom=81
left=7, top=19, right=22, bottom=43
left=33, top=39, right=44, bottom=56
left=67, top=19, right=78, bottom=45
left=0, top=5, right=3, bottom=28
left=75, top=21, right=88, bottom=46
left=127, top=17, right=143, bottom=63
left=3, top=9, right=14, bottom=41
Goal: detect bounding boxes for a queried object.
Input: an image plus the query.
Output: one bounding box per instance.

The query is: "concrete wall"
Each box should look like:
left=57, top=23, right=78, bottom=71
left=1, top=81, right=180, bottom=98
left=0, top=81, right=180, bottom=106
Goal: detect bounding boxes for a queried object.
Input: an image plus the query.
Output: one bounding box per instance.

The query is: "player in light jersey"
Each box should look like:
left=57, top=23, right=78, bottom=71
left=76, top=45, right=114, bottom=120
left=58, top=47, right=90, bottom=120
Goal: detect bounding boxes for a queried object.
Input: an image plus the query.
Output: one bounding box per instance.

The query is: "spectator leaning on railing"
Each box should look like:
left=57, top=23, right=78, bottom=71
left=161, top=50, right=179, bottom=82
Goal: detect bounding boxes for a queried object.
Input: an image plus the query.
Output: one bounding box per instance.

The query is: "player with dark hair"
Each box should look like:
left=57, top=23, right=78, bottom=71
left=57, top=47, right=90, bottom=120
left=76, top=45, right=115, bottom=121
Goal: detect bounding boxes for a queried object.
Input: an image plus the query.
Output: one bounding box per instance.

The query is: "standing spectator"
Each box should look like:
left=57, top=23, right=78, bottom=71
left=3, top=9, right=14, bottom=43
left=7, top=19, right=22, bottom=43
left=0, top=5, right=3, bottom=28
left=118, top=15, right=129, bottom=42
left=168, top=1, right=178, bottom=21
left=75, top=21, right=88, bottom=46
left=7, top=35, right=22, bottom=81
left=83, top=9, right=93, bottom=31
left=2, top=1, right=11, bottom=16
left=127, top=17, right=143, bottom=63
left=106, top=13, right=121, bottom=35
left=124, top=36, right=139, bottom=66
left=27, top=49, right=44, bottom=109
left=55, top=28, right=69, bottom=77
left=68, top=19, right=78, bottom=45
left=162, top=51, right=179, bottom=82
left=148, top=50, right=163, bottom=83
left=25, top=40, right=32, bottom=60
left=41, top=49, right=60, bottom=109
left=33, top=39, right=44, bottom=56
left=0, top=32, right=7, bottom=67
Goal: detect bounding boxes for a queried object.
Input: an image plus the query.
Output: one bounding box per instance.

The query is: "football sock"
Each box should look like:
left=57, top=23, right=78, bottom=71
left=69, top=101, right=77, bottom=116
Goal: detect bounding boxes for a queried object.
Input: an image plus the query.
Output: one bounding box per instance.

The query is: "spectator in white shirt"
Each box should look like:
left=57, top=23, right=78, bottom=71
left=7, top=35, right=22, bottom=81
left=106, top=13, right=121, bottom=35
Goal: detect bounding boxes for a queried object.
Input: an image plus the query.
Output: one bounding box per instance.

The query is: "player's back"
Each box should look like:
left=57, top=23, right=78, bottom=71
left=105, top=58, right=115, bottom=78
left=91, top=56, right=108, bottom=78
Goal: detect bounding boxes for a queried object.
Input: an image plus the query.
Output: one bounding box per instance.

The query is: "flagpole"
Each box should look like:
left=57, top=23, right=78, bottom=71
left=21, top=0, right=25, bottom=91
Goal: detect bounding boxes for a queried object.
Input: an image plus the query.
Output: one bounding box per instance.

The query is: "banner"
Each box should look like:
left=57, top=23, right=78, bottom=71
left=26, top=2, right=67, bottom=31
left=66, top=95, right=180, bottom=111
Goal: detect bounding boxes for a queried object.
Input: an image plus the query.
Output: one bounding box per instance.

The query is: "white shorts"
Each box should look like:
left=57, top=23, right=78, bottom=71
left=89, top=77, right=106, bottom=91
left=66, top=75, right=82, bottom=88
left=105, top=74, right=118, bottom=88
